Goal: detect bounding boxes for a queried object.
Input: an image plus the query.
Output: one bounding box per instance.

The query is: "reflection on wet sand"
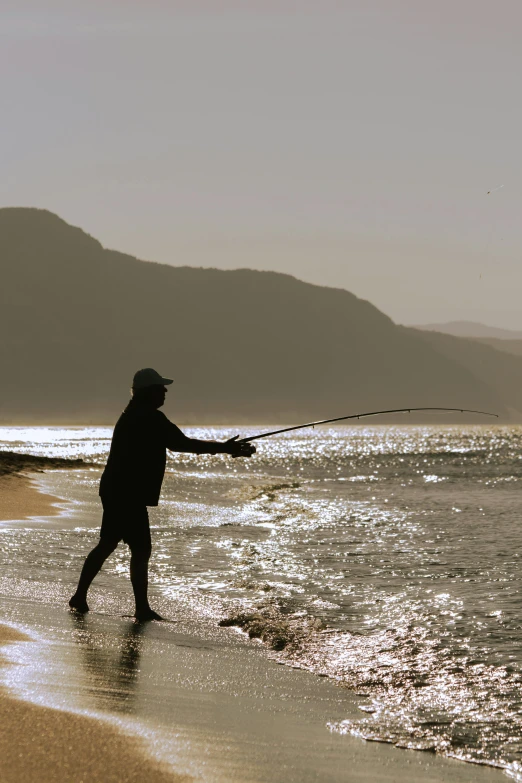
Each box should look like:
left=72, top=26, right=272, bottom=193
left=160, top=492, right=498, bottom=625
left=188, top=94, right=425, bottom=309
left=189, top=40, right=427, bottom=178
left=69, top=613, right=147, bottom=714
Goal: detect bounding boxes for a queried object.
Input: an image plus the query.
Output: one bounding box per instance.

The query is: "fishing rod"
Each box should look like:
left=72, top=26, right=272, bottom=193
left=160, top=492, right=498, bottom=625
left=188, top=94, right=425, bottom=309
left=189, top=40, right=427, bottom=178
left=239, top=407, right=498, bottom=444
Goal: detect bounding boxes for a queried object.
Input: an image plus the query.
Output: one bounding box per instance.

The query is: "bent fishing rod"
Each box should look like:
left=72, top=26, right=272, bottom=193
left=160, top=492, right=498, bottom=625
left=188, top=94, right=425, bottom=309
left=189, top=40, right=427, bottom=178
left=239, top=407, right=498, bottom=444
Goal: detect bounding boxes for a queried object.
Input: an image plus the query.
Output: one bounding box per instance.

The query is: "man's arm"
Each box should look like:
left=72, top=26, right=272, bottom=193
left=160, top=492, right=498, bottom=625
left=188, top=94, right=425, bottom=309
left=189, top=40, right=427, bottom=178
left=165, top=419, right=255, bottom=457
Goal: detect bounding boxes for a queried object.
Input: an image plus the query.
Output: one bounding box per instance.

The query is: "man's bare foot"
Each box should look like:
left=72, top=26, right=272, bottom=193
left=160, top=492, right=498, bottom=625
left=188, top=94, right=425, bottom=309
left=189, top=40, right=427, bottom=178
left=134, top=608, right=163, bottom=622
left=69, top=594, right=89, bottom=613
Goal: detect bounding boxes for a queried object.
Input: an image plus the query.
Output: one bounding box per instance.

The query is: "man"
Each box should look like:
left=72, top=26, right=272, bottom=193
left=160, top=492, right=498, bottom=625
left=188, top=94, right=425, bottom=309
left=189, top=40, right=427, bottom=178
left=69, top=368, right=255, bottom=620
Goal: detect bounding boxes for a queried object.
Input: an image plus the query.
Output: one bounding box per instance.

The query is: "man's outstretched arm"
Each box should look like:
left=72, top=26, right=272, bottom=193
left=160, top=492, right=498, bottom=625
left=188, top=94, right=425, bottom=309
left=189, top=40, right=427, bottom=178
left=165, top=420, right=256, bottom=458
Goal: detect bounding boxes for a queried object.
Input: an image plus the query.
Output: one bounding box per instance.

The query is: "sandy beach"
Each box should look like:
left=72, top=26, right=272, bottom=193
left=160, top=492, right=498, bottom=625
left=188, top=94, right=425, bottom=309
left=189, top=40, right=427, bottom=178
left=0, top=449, right=88, bottom=521
left=0, top=461, right=511, bottom=782
left=0, top=464, right=187, bottom=782
left=0, top=469, right=191, bottom=782
left=0, top=603, right=508, bottom=783
left=0, top=474, right=62, bottom=521
left=0, top=624, right=188, bottom=783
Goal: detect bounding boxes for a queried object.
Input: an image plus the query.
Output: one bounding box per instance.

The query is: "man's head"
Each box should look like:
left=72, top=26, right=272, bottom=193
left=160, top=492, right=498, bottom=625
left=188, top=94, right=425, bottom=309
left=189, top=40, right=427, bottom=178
left=131, top=368, right=173, bottom=409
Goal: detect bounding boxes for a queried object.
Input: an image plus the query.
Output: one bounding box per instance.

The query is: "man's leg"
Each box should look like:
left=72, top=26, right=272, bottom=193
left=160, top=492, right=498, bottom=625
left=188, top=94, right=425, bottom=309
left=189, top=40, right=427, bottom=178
left=69, top=538, right=119, bottom=612
left=129, top=536, right=162, bottom=621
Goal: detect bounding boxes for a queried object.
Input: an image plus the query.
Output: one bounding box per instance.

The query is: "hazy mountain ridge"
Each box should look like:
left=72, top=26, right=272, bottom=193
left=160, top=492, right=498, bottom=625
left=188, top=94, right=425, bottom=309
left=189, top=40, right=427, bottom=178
left=409, top=320, right=522, bottom=360
left=470, top=338, right=522, bottom=358
left=402, top=329, right=522, bottom=420
left=411, top=320, right=522, bottom=340
left=1, top=208, right=519, bottom=423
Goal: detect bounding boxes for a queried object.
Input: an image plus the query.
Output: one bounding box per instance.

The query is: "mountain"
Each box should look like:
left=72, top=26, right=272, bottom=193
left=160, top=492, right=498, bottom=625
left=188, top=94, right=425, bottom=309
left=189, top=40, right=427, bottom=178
left=402, top=329, right=522, bottom=421
left=470, top=338, right=522, bottom=358
left=0, top=207, right=520, bottom=423
left=411, top=321, right=522, bottom=340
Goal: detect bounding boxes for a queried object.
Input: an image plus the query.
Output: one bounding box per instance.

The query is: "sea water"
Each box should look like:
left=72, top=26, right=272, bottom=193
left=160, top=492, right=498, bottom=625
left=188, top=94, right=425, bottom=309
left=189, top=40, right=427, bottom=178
left=0, top=424, right=521, bottom=778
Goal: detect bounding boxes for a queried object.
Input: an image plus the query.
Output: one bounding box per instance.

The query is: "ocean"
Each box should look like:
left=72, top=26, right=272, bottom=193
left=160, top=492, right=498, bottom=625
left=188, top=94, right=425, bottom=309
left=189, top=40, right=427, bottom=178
left=0, top=424, right=521, bottom=780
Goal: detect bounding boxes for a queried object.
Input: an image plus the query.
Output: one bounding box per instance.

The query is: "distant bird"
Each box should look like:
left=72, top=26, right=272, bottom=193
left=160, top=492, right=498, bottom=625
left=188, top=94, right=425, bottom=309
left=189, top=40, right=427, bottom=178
left=487, top=185, right=504, bottom=194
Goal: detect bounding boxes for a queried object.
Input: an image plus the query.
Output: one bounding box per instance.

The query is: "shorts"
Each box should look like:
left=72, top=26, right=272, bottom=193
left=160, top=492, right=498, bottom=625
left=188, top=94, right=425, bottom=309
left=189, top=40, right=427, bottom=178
left=99, top=498, right=151, bottom=552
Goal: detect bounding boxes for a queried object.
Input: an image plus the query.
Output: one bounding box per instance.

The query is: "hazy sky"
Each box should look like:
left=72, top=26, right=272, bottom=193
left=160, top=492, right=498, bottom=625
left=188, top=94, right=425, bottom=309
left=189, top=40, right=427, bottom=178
left=2, top=1, right=522, bottom=327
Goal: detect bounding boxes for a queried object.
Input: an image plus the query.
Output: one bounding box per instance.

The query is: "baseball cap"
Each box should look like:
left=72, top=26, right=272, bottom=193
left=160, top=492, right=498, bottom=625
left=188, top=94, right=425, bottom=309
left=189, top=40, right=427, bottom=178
left=132, top=368, right=173, bottom=390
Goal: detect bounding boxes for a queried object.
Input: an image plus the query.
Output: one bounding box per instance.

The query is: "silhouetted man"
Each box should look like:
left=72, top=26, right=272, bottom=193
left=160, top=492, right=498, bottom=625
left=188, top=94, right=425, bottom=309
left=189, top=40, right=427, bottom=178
left=69, top=368, right=255, bottom=621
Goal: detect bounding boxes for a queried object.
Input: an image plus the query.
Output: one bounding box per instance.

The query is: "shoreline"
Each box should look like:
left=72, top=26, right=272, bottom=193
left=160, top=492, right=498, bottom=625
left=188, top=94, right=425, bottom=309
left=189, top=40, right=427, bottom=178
left=0, top=623, right=188, bottom=783
left=0, top=448, right=92, bottom=521
left=0, top=474, right=63, bottom=521
left=0, top=462, right=511, bottom=782
left=0, top=603, right=508, bottom=783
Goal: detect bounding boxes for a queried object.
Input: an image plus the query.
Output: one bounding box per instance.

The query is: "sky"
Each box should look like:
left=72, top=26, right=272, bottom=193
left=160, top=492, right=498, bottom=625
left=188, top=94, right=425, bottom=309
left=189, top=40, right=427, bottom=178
left=2, top=0, right=522, bottom=328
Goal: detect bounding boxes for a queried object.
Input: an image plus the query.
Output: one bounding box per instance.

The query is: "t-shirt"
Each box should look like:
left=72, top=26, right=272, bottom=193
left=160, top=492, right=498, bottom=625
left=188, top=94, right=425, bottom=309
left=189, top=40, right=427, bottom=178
left=99, top=400, right=221, bottom=506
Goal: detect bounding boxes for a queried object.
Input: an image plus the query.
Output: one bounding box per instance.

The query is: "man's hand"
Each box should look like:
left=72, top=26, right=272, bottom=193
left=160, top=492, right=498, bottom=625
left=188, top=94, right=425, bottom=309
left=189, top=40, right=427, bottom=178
left=223, top=436, right=256, bottom=458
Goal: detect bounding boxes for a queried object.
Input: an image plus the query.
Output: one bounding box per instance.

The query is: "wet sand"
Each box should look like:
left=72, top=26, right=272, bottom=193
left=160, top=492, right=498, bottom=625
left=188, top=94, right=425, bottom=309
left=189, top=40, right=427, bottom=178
left=0, top=474, right=62, bottom=521
left=0, top=599, right=508, bottom=783
left=0, top=624, right=189, bottom=783
left=0, top=470, right=510, bottom=783
left=0, top=470, right=188, bottom=782
left=0, top=449, right=89, bottom=521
